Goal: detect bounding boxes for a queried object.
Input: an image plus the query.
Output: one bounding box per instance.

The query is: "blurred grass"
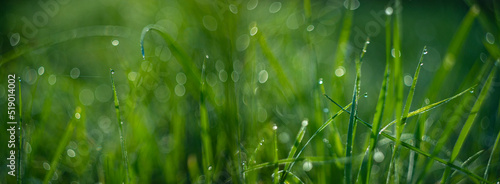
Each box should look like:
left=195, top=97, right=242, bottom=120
left=0, top=0, right=500, bottom=183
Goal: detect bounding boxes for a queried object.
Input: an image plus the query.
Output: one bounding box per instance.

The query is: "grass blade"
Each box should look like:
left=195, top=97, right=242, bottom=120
left=281, top=103, right=352, bottom=182
left=387, top=46, right=426, bottom=183
left=273, top=125, right=279, bottom=184
left=110, top=69, right=130, bottom=184
left=449, top=149, right=484, bottom=181
left=256, top=31, right=298, bottom=99
left=280, top=120, right=309, bottom=182
left=483, top=127, right=500, bottom=183
left=325, top=97, right=491, bottom=183
left=362, top=51, right=390, bottom=184
left=379, top=85, right=477, bottom=134
left=200, top=60, right=213, bottom=184
left=43, top=109, right=77, bottom=184
left=441, top=66, right=497, bottom=183
left=345, top=39, right=368, bottom=183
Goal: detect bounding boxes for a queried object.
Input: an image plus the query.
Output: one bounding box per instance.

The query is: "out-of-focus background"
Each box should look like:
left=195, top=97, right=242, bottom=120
left=1, top=0, right=499, bottom=183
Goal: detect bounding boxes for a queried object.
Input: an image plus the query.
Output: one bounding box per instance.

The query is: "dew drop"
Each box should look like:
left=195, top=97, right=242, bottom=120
left=470, top=90, right=474, bottom=94
left=111, top=40, right=119, bottom=46
left=110, top=69, right=115, bottom=75
left=363, top=92, right=368, bottom=98
left=121, top=121, right=124, bottom=125
left=420, top=63, right=424, bottom=66
left=318, top=78, right=323, bottom=85
left=205, top=55, right=209, bottom=59
left=362, top=49, right=367, bottom=53
left=366, top=40, right=370, bottom=44
left=423, top=49, right=428, bottom=55
left=385, top=7, right=393, bottom=15
left=272, top=124, right=278, bottom=130
left=208, top=166, right=213, bottom=171
left=301, top=119, right=309, bottom=127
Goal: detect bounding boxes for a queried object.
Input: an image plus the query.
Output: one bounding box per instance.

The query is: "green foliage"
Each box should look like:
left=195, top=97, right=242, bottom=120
left=0, top=0, right=499, bottom=183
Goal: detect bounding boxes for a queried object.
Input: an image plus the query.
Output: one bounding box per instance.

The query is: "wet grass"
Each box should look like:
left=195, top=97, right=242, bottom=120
left=0, top=0, right=500, bottom=183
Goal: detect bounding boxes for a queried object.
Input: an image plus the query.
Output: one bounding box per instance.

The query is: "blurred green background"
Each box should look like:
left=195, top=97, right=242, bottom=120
left=1, top=0, right=499, bottom=183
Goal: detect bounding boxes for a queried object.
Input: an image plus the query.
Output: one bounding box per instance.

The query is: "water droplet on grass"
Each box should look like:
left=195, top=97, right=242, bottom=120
left=318, top=78, right=323, bottom=84
left=420, top=63, right=424, bottom=66
left=250, top=26, right=258, bottom=36
left=208, top=166, right=213, bottom=171
left=111, top=40, right=119, bottom=46
left=301, top=119, right=309, bottom=127
left=272, top=124, right=278, bottom=130
left=364, top=92, right=368, bottom=97
left=385, top=7, right=393, bottom=15
left=423, top=49, right=428, bottom=54
left=258, top=70, right=268, bottom=83
left=335, top=66, right=346, bottom=77
left=67, top=149, right=76, bottom=157
left=303, top=161, right=313, bottom=171
left=38, top=66, right=45, bottom=75
left=110, top=69, right=115, bottom=75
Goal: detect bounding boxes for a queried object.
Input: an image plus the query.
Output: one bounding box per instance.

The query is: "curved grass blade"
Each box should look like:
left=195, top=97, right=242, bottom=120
left=245, top=155, right=362, bottom=173
left=387, top=46, right=426, bottom=183
left=0, top=26, right=133, bottom=67
left=449, top=150, right=484, bottom=181
left=280, top=120, right=309, bottom=183
left=379, top=85, right=477, bottom=134
left=416, top=60, right=491, bottom=183
left=325, top=98, right=492, bottom=183
left=274, top=170, right=305, bottom=184
left=441, top=66, right=497, bottom=183
left=281, top=103, right=352, bottom=182
left=43, top=109, right=77, bottom=184
left=110, top=69, right=130, bottom=184
left=483, top=128, right=500, bottom=183
left=140, top=24, right=201, bottom=84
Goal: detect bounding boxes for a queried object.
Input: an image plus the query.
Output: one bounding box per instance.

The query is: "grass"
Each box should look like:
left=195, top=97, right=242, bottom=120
left=0, top=0, right=500, bottom=183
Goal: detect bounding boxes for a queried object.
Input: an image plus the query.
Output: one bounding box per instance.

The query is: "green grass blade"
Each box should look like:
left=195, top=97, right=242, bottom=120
left=110, top=69, right=130, bottom=184
left=325, top=98, right=492, bottom=183
left=389, top=46, right=426, bottom=183
left=0, top=26, right=132, bottom=67
left=425, top=5, right=480, bottom=101
left=256, top=31, right=298, bottom=100
left=346, top=56, right=361, bottom=184
left=281, top=103, right=352, bottom=181
left=43, top=110, right=76, bottom=184
left=441, top=66, right=497, bottom=183
left=276, top=170, right=305, bottom=184
left=245, top=156, right=361, bottom=173
left=199, top=60, right=213, bottom=184
left=483, top=128, right=500, bottom=183
left=362, top=53, right=390, bottom=184
left=449, top=149, right=484, bottom=181
left=280, top=120, right=308, bottom=182
left=273, top=125, right=279, bottom=184
left=140, top=24, right=201, bottom=85
left=379, top=85, right=477, bottom=134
